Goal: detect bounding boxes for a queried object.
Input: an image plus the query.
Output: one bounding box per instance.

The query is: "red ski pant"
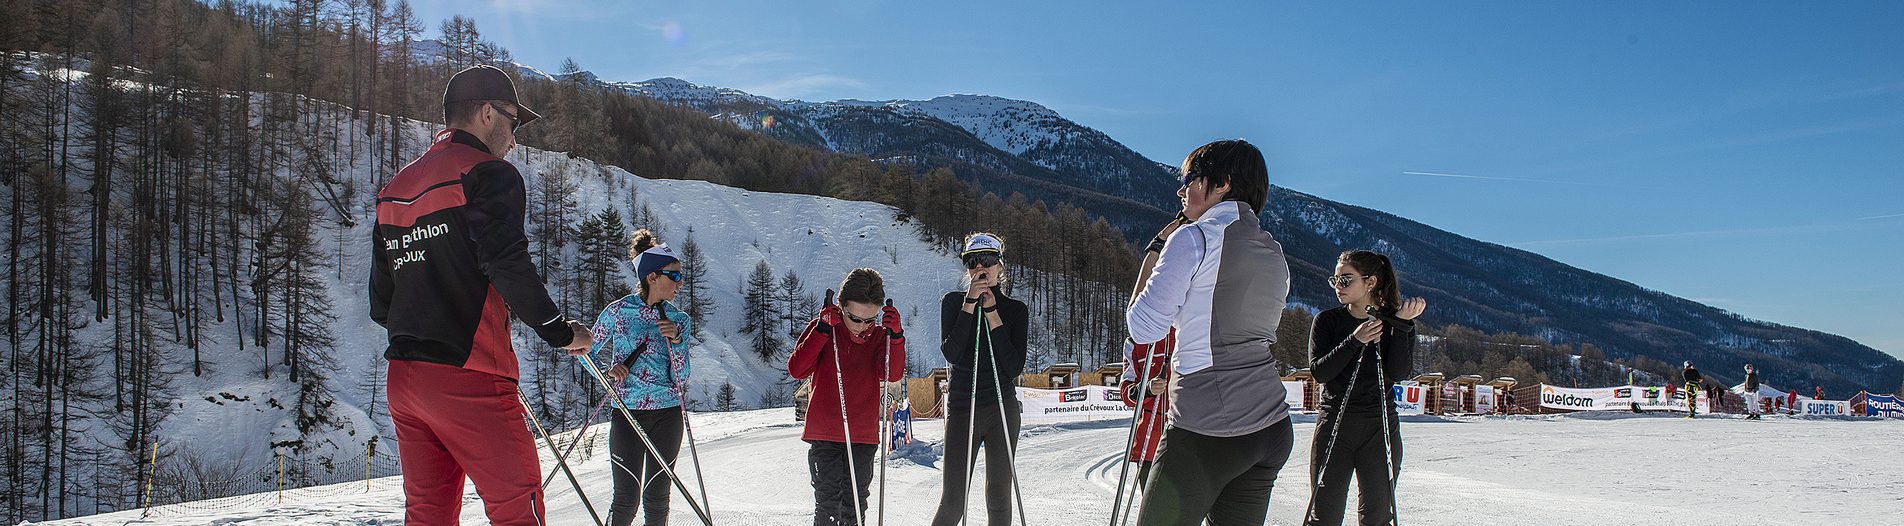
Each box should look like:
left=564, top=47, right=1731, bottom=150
left=389, top=359, right=545, bottom=525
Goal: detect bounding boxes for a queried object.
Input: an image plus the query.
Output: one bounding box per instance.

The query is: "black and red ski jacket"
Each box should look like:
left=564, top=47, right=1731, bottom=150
left=370, top=129, right=573, bottom=381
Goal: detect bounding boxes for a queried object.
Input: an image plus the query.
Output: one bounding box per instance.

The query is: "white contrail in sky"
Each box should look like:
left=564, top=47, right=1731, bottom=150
left=1401, top=171, right=1623, bottom=187
left=1859, top=212, right=1904, bottom=220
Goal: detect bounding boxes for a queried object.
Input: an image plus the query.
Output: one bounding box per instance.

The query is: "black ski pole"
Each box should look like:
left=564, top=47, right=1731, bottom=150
left=978, top=313, right=1030, bottom=526
left=1302, top=346, right=1370, bottom=525
left=1110, top=340, right=1162, bottom=526
left=519, top=393, right=604, bottom=526
left=575, top=356, right=718, bottom=526
left=541, top=391, right=612, bottom=491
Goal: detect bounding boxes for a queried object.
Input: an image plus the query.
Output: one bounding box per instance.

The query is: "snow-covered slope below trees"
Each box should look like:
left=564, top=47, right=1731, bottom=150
left=35, top=409, right=1904, bottom=525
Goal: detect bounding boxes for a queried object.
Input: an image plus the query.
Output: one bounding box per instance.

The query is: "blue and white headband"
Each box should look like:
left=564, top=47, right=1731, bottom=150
left=635, top=244, right=679, bottom=279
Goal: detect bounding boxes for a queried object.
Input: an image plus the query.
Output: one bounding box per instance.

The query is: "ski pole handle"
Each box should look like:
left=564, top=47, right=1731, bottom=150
left=1364, top=305, right=1415, bottom=328
left=824, top=288, right=835, bottom=307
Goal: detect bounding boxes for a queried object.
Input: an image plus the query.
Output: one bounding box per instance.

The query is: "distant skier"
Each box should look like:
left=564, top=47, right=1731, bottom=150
left=1743, top=364, right=1762, bottom=420
left=1681, top=362, right=1702, bottom=417
left=789, top=270, right=906, bottom=526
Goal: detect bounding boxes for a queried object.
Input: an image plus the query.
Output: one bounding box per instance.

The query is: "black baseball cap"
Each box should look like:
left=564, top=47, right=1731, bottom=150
left=443, top=65, right=542, bottom=128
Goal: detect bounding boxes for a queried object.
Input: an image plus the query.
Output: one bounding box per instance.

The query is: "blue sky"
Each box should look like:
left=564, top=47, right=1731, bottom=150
left=410, top=1, right=1904, bottom=362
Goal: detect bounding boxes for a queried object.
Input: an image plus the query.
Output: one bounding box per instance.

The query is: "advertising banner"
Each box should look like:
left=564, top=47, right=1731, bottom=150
left=1016, top=386, right=1129, bottom=420
left=1392, top=384, right=1427, bottom=415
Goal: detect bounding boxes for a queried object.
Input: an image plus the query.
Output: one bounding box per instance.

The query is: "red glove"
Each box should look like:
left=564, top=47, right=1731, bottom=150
left=818, top=304, right=844, bottom=333
left=881, top=305, right=902, bottom=335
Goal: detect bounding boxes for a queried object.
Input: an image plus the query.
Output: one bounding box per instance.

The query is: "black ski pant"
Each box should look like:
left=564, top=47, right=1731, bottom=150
left=1303, top=412, right=1402, bottom=526
left=930, top=402, right=1022, bottom=526
left=607, top=406, right=684, bottom=526
left=808, top=440, right=878, bottom=526
left=1135, top=416, right=1294, bottom=526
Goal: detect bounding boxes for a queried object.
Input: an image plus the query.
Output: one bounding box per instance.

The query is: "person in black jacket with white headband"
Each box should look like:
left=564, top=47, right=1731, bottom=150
left=930, top=232, right=1030, bottom=526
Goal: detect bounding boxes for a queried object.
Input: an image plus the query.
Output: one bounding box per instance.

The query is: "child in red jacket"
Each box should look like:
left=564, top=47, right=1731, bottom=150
left=1119, top=329, right=1175, bottom=487
left=788, top=269, right=906, bottom=526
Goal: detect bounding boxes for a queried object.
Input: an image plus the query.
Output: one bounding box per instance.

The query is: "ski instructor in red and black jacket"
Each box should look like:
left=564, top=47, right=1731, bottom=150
left=370, top=64, right=593, bottom=526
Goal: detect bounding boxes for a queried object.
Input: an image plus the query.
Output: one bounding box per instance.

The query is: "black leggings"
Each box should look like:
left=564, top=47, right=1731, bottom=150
left=1135, top=417, right=1294, bottom=526
left=1303, top=412, right=1402, bottom=526
left=930, top=402, right=1022, bottom=526
left=808, top=440, right=879, bottom=526
left=607, top=406, right=684, bottom=526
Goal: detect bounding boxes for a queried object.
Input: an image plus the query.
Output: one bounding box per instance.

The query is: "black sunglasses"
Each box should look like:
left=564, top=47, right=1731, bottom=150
left=651, top=269, right=683, bottom=283
left=962, top=253, right=1002, bottom=269
left=1326, top=274, right=1370, bottom=289
left=1180, top=169, right=1203, bottom=188
left=843, top=310, right=877, bottom=325
left=487, top=101, right=522, bottom=130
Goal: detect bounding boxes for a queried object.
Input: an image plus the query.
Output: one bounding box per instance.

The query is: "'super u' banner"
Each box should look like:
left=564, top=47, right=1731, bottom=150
left=1866, top=394, right=1903, bottom=418
left=1392, top=384, right=1427, bottom=415
left=1801, top=400, right=1851, bottom=416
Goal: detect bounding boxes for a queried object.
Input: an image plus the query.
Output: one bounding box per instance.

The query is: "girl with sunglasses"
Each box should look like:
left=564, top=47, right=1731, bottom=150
left=930, top=233, right=1030, bottom=526
left=587, top=229, right=695, bottom=526
left=1303, top=249, right=1426, bottom=526
left=790, top=268, right=907, bottom=526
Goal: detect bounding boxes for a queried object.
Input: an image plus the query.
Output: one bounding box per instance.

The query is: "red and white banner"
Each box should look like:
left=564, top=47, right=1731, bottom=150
left=1015, top=386, right=1130, bottom=421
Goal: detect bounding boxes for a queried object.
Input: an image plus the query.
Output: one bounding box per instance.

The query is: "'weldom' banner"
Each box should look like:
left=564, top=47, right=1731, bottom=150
left=1016, top=386, right=1129, bottom=420
left=1866, top=394, right=1903, bottom=418
left=1538, top=384, right=1715, bottom=413
left=1538, top=385, right=1616, bottom=411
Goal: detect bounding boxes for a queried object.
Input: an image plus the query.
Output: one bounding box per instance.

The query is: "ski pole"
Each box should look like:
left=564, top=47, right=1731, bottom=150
left=1373, top=345, right=1401, bottom=526
left=824, top=289, right=867, bottom=526
left=1111, top=339, right=1162, bottom=526
left=879, top=298, right=895, bottom=526
left=957, top=301, right=985, bottom=526
left=542, top=391, right=612, bottom=491
left=519, top=393, right=604, bottom=526
left=1302, top=344, right=1370, bottom=525
left=1363, top=305, right=1412, bottom=526
left=661, top=307, right=715, bottom=518
left=978, top=311, right=1030, bottom=526
left=575, top=356, right=718, bottom=526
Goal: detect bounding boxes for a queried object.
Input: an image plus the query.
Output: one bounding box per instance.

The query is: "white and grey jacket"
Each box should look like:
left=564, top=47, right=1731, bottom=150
left=1126, top=201, right=1292, bottom=437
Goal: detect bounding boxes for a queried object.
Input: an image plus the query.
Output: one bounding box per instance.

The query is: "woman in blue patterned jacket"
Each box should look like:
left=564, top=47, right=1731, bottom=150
left=588, top=228, right=694, bottom=526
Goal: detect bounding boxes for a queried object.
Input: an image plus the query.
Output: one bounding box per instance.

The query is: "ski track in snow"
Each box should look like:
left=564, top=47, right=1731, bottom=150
left=34, top=410, right=1902, bottom=526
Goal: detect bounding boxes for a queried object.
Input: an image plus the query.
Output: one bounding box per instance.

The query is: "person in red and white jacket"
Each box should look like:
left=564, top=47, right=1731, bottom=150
left=370, top=65, right=590, bottom=526
left=788, top=269, right=906, bottom=526
left=1120, top=329, right=1176, bottom=488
